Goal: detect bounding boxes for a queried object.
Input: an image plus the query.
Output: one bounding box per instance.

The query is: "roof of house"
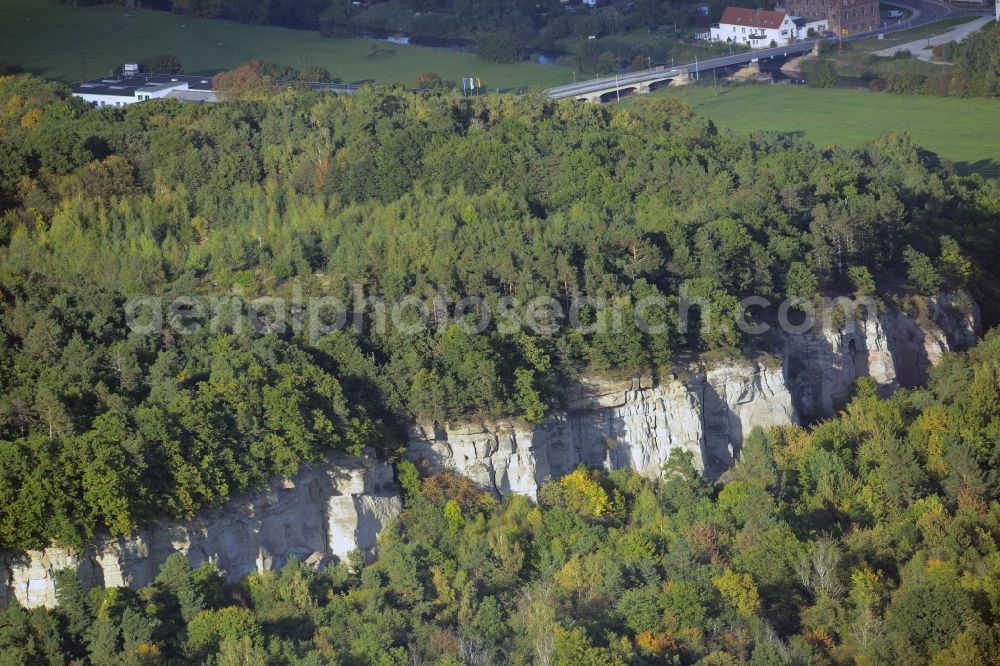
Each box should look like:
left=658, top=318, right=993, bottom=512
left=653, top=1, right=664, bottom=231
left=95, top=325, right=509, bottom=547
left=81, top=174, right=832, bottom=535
left=70, top=74, right=215, bottom=97
left=718, top=6, right=788, bottom=29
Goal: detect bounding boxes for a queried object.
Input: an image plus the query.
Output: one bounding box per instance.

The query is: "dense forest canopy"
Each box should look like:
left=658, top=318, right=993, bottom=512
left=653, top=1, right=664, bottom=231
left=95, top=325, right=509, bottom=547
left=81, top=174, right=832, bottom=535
left=4, top=332, right=1000, bottom=665
left=1, top=72, right=999, bottom=550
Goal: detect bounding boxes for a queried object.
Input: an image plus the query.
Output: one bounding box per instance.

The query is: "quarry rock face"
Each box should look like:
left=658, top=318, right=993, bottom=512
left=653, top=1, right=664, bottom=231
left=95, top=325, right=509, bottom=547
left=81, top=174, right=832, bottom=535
left=0, top=451, right=400, bottom=609
left=785, top=296, right=981, bottom=419
left=0, top=296, right=980, bottom=608
left=406, top=362, right=795, bottom=494
left=406, top=375, right=710, bottom=499
left=407, top=297, right=979, bottom=491
left=701, top=362, right=797, bottom=471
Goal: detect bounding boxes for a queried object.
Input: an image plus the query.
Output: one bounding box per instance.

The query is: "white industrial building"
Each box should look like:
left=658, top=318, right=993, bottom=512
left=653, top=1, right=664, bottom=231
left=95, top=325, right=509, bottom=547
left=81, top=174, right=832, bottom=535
left=70, top=64, right=359, bottom=107
left=70, top=66, right=218, bottom=107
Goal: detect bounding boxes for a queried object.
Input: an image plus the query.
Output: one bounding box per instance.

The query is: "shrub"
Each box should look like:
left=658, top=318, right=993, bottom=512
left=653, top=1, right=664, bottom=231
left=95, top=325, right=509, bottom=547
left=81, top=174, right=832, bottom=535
left=887, top=68, right=927, bottom=94
left=139, top=54, right=183, bottom=75
left=299, top=65, right=332, bottom=83
left=476, top=32, right=527, bottom=64
left=808, top=61, right=838, bottom=88
left=415, top=72, right=453, bottom=90
left=903, top=246, right=943, bottom=295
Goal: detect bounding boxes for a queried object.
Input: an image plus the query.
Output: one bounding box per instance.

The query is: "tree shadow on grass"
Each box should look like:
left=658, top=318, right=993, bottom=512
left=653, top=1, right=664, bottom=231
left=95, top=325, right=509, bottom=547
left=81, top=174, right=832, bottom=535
left=954, top=158, right=1000, bottom=178
left=365, top=45, right=397, bottom=59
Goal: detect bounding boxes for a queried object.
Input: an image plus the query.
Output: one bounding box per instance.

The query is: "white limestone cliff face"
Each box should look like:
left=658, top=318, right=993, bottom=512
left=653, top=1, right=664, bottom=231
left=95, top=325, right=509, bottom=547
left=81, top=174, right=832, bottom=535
left=407, top=297, right=979, bottom=494
left=0, top=450, right=400, bottom=609
left=407, top=363, right=796, bottom=495
left=406, top=376, right=708, bottom=498
left=0, top=298, right=979, bottom=610
left=701, top=363, right=797, bottom=472
left=785, top=313, right=895, bottom=419
left=785, top=296, right=981, bottom=420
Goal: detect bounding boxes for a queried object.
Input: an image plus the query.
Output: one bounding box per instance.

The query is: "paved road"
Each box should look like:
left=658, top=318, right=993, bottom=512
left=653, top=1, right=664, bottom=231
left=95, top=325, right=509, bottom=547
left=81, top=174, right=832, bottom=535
left=544, top=0, right=993, bottom=99
left=873, top=15, right=993, bottom=60
left=545, top=43, right=816, bottom=98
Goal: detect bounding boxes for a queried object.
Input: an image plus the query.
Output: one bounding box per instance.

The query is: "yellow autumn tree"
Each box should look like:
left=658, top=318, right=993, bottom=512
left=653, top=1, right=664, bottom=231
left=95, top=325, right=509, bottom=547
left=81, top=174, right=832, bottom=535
left=559, top=468, right=611, bottom=518
left=713, top=570, right=761, bottom=619
left=213, top=61, right=279, bottom=102
left=19, top=107, right=42, bottom=129
left=554, top=554, right=587, bottom=597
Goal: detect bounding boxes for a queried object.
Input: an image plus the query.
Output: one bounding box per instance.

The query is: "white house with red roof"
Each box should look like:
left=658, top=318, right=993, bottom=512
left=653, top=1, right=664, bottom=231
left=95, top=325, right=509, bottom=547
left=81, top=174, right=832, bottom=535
left=710, top=7, right=798, bottom=48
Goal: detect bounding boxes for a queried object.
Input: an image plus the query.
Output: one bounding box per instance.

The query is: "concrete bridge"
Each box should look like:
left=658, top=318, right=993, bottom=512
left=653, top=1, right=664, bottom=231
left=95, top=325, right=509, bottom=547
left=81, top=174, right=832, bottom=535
left=545, top=41, right=817, bottom=101
left=544, top=0, right=995, bottom=103
left=546, top=66, right=692, bottom=102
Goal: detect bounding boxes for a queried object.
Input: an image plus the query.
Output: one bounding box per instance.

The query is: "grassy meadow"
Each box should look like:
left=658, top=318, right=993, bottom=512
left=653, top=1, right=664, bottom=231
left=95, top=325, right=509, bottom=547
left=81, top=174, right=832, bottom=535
left=0, top=0, right=574, bottom=92
left=643, top=84, right=1000, bottom=177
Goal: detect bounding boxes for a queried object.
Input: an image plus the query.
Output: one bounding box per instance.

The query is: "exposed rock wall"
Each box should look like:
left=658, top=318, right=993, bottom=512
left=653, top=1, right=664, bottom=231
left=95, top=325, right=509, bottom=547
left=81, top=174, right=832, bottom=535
left=406, top=375, right=709, bottom=499
left=0, top=451, right=400, bottom=609
left=1, top=297, right=980, bottom=609
left=785, top=313, right=896, bottom=419
left=407, top=362, right=796, bottom=494
left=407, top=297, right=980, bottom=491
left=702, top=363, right=797, bottom=471
left=785, top=297, right=981, bottom=419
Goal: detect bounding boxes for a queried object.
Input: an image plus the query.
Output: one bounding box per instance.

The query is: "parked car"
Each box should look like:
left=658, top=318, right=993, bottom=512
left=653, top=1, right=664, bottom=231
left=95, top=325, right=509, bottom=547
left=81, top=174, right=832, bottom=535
left=887, top=9, right=904, bottom=18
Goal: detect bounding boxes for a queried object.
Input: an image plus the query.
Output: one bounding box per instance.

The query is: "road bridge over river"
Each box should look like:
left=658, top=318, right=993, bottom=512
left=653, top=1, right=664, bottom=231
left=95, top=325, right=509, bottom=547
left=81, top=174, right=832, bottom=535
left=545, top=42, right=816, bottom=102
left=544, top=0, right=993, bottom=102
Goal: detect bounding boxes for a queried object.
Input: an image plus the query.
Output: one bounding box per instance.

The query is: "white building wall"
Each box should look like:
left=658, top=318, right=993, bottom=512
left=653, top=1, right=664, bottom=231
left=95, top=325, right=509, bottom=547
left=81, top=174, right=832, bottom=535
left=710, top=19, right=795, bottom=48
left=74, top=93, right=138, bottom=108
left=74, top=82, right=189, bottom=108
left=797, top=19, right=828, bottom=38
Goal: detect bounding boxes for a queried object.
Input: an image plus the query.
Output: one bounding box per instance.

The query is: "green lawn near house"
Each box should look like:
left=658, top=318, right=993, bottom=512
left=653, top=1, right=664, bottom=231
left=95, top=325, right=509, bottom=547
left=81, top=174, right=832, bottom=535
left=0, top=0, right=573, bottom=93
left=642, top=84, right=1000, bottom=177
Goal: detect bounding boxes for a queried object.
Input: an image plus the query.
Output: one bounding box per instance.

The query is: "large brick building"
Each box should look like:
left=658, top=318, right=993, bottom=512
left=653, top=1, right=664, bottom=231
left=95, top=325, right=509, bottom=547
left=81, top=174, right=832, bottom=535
left=783, top=0, right=879, bottom=35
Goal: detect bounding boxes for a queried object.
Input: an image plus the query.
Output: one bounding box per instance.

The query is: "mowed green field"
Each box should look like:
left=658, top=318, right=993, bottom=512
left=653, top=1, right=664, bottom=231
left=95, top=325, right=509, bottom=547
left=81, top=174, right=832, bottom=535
left=0, top=0, right=573, bottom=92
left=647, top=85, right=1000, bottom=177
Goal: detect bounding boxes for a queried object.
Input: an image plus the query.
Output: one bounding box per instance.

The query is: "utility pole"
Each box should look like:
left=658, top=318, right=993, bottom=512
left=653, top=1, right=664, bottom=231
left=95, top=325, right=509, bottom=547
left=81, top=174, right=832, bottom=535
left=80, top=52, right=86, bottom=83
left=615, top=73, right=620, bottom=101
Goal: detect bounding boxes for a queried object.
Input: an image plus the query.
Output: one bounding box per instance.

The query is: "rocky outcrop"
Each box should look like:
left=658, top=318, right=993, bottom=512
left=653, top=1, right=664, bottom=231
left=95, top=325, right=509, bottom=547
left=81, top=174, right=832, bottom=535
left=1, top=297, right=980, bottom=609
left=408, top=296, right=980, bottom=492
left=702, top=362, right=797, bottom=471
left=407, top=362, right=796, bottom=494
left=407, top=375, right=708, bottom=498
left=785, top=311, right=896, bottom=419
left=0, top=450, right=400, bottom=609
left=785, top=296, right=981, bottom=419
